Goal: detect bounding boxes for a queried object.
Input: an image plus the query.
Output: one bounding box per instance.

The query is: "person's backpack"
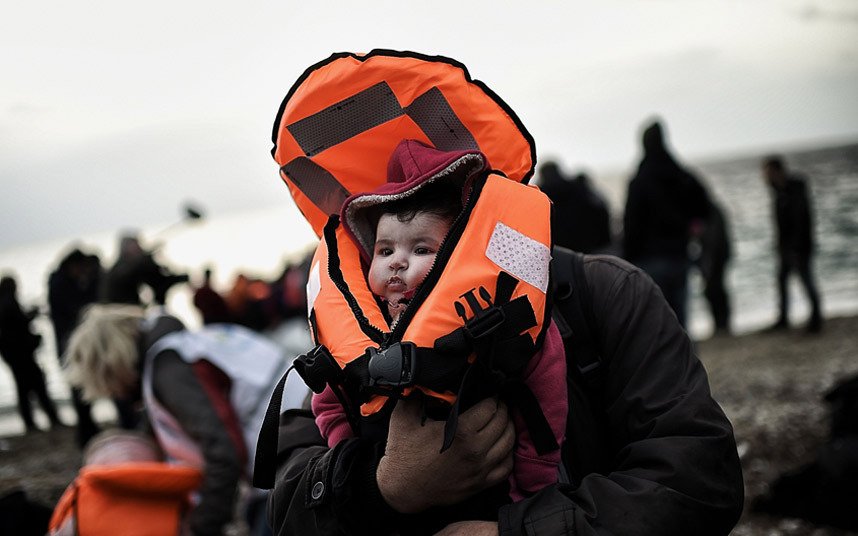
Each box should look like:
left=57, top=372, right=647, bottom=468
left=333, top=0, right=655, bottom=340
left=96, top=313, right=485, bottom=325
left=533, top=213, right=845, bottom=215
left=550, top=246, right=612, bottom=483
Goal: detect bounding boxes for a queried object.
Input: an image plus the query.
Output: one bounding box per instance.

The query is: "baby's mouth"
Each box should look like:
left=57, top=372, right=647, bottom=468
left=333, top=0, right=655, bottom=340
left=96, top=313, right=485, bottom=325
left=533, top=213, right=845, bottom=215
left=386, top=283, right=417, bottom=310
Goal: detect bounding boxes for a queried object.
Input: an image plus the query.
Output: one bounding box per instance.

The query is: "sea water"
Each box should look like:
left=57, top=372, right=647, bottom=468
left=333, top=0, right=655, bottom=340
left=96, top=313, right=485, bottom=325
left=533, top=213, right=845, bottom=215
left=0, top=142, right=856, bottom=433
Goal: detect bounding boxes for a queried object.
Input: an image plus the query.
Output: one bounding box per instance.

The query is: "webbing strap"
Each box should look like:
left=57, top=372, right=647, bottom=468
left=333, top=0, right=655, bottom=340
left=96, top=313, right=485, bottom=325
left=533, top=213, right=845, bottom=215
left=501, top=380, right=560, bottom=455
left=252, top=365, right=294, bottom=489
left=551, top=248, right=600, bottom=381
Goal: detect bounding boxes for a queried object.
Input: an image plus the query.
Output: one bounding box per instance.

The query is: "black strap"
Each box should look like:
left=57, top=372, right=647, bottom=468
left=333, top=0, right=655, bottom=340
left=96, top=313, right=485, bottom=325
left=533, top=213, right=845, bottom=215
left=252, top=365, right=294, bottom=489
left=551, top=248, right=600, bottom=385
left=550, top=247, right=611, bottom=480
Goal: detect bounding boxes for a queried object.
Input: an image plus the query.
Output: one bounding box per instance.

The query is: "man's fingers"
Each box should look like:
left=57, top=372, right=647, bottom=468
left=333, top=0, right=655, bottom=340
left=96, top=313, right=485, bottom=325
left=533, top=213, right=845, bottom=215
left=483, top=450, right=514, bottom=487
left=482, top=418, right=515, bottom=466
left=455, top=397, right=499, bottom=435
left=474, top=400, right=509, bottom=440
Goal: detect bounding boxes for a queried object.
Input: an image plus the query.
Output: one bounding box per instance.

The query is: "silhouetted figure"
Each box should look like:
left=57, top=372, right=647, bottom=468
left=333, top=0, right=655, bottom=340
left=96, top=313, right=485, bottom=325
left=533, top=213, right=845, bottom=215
left=48, top=248, right=102, bottom=446
left=623, top=120, right=710, bottom=327
left=192, top=267, right=232, bottom=325
left=225, top=274, right=273, bottom=332
left=762, top=155, right=823, bottom=333
left=99, top=234, right=188, bottom=306
left=696, top=200, right=732, bottom=334
left=539, top=162, right=612, bottom=254
left=0, top=276, right=62, bottom=432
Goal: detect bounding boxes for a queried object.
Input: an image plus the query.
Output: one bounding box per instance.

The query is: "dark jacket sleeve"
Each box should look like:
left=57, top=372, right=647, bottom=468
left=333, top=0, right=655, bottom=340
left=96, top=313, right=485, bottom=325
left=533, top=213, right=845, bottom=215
left=498, top=256, right=744, bottom=536
left=267, top=410, right=397, bottom=536
left=152, top=351, right=243, bottom=536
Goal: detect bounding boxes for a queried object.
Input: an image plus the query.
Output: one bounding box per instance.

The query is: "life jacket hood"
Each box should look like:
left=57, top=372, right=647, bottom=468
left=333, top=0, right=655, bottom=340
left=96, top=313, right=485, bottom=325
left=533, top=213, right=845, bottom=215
left=271, top=50, right=535, bottom=236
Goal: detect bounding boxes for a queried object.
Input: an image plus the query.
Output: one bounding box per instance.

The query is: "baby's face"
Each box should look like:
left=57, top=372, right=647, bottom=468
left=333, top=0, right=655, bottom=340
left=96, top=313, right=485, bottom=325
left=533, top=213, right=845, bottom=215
left=369, top=212, right=451, bottom=321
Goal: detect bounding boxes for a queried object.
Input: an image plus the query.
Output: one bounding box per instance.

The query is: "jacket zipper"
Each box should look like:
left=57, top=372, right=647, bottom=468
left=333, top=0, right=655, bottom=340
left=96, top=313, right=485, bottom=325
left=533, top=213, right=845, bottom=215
left=383, top=173, right=488, bottom=348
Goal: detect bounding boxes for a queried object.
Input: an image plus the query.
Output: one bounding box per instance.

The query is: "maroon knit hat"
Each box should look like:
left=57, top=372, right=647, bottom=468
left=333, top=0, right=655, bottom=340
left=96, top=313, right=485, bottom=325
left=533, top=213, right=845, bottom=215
left=340, top=139, right=488, bottom=259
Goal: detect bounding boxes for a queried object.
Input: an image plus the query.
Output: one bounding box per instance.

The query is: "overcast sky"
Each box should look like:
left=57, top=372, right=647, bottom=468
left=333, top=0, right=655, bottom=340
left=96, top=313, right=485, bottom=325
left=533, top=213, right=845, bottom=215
left=1, top=0, right=857, bottom=250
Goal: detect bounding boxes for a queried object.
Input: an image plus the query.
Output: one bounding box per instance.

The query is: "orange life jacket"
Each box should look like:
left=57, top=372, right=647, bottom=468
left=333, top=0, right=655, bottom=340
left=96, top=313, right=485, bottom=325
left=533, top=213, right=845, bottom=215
left=304, top=172, right=556, bottom=453
left=253, top=50, right=550, bottom=489
left=48, top=463, right=202, bottom=536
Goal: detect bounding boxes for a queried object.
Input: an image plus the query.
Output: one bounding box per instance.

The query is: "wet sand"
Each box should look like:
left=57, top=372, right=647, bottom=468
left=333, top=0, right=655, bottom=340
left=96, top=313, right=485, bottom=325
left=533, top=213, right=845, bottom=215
left=2, top=315, right=857, bottom=535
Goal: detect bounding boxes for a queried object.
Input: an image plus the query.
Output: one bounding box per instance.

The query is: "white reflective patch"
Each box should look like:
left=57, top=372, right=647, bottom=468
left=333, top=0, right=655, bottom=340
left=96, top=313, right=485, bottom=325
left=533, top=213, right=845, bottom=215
left=485, top=222, right=550, bottom=293
left=306, top=261, right=321, bottom=317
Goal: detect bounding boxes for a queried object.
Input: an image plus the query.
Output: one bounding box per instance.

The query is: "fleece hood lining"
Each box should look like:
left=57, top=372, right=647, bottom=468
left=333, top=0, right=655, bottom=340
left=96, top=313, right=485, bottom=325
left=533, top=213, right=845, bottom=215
left=344, top=153, right=486, bottom=258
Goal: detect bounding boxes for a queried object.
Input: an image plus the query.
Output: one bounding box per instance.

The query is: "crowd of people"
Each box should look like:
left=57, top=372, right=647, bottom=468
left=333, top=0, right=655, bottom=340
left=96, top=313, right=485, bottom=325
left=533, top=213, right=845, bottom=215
left=538, top=118, right=823, bottom=336
left=0, top=51, right=832, bottom=536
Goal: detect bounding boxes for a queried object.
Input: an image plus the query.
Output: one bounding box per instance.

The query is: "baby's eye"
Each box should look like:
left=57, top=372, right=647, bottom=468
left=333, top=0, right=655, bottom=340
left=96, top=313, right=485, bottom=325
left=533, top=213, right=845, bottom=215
left=414, top=246, right=432, bottom=255
left=377, top=247, right=393, bottom=256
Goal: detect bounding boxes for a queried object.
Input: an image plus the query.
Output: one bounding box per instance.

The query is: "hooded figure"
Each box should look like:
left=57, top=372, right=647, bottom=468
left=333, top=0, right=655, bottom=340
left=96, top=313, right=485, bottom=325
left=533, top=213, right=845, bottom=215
left=622, top=120, right=710, bottom=326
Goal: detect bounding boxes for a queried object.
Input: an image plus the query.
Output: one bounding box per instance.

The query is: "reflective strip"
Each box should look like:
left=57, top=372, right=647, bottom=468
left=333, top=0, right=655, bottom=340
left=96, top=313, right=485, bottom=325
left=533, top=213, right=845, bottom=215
left=287, top=81, right=405, bottom=157
left=306, top=261, right=321, bottom=317
left=485, top=222, right=550, bottom=293
left=283, top=85, right=479, bottom=216
left=405, top=87, right=479, bottom=152
left=281, top=157, right=351, bottom=217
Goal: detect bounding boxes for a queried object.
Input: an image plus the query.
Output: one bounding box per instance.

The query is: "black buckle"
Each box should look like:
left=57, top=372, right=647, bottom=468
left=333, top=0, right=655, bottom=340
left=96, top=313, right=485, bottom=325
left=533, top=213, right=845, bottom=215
left=368, top=342, right=418, bottom=389
left=293, top=345, right=342, bottom=394
left=464, top=307, right=506, bottom=340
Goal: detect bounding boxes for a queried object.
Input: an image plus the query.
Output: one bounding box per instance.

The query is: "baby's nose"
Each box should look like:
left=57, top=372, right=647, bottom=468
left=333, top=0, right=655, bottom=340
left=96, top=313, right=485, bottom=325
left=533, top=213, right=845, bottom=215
left=390, top=256, right=407, bottom=270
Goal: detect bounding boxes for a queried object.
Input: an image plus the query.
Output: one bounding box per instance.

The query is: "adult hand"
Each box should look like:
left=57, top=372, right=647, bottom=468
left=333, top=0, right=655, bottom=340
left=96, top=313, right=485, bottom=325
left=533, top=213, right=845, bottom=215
left=433, top=521, right=499, bottom=536
left=377, top=397, right=515, bottom=513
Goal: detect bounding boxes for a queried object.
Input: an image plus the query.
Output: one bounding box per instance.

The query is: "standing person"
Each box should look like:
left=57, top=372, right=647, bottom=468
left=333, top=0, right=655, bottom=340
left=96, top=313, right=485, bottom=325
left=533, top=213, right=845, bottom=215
left=538, top=162, right=612, bottom=254
left=99, top=234, right=189, bottom=428
left=99, top=234, right=189, bottom=306
left=192, top=267, right=233, bottom=325
left=64, top=305, right=310, bottom=536
left=48, top=248, right=102, bottom=446
left=0, top=276, right=63, bottom=433
left=762, top=155, right=823, bottom=333
left=623, top=120, right=710, bottom=327
left=696, top=200, right=732, bottom=335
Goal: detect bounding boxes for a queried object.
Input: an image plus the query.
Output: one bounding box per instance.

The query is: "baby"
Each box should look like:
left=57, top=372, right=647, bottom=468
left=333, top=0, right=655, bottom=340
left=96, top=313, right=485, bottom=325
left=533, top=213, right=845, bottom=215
left=313, top=140, right=568, bottom=502
left=367, top=182, right=461, bottom=326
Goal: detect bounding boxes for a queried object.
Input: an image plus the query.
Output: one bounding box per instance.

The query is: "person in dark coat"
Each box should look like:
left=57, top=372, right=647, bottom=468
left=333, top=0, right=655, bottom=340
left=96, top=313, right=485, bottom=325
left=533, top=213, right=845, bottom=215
left=99, top=234, right=189, bottom=306
left=539, top=162, right=612, bottom=254
left=192, top=267, right=233, bottom=325
left=696, top=199, right=732, bottom=334
left=762, top=155, right=823, bottom=333
left=47, top=248, right=102, bottom=446
left=0, top=276, right=62, bottom=433
left=264, top=254, right=744, bottom=536
left=623, top=120, right=710, bottom=327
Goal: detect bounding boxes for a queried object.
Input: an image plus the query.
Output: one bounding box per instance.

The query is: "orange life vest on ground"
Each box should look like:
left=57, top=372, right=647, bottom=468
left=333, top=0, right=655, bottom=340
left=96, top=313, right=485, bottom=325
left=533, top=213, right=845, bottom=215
left=48, top=463, right=202, bottom=536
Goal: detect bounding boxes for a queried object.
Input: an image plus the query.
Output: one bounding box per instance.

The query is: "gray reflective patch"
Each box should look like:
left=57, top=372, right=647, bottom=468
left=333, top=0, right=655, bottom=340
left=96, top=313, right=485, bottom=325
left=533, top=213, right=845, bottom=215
left=287, top=81, right=404, bottom=157
left=405, top=87, right=479, bottom=152
left=281, top=157, right=351, bottom=216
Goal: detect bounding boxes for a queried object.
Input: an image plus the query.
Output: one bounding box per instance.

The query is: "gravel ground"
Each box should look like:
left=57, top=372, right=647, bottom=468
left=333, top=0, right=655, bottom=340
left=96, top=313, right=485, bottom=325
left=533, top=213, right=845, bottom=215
left=1, top=315, right=856, bottom=535
left=698, top=315, right=858, bottom=536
